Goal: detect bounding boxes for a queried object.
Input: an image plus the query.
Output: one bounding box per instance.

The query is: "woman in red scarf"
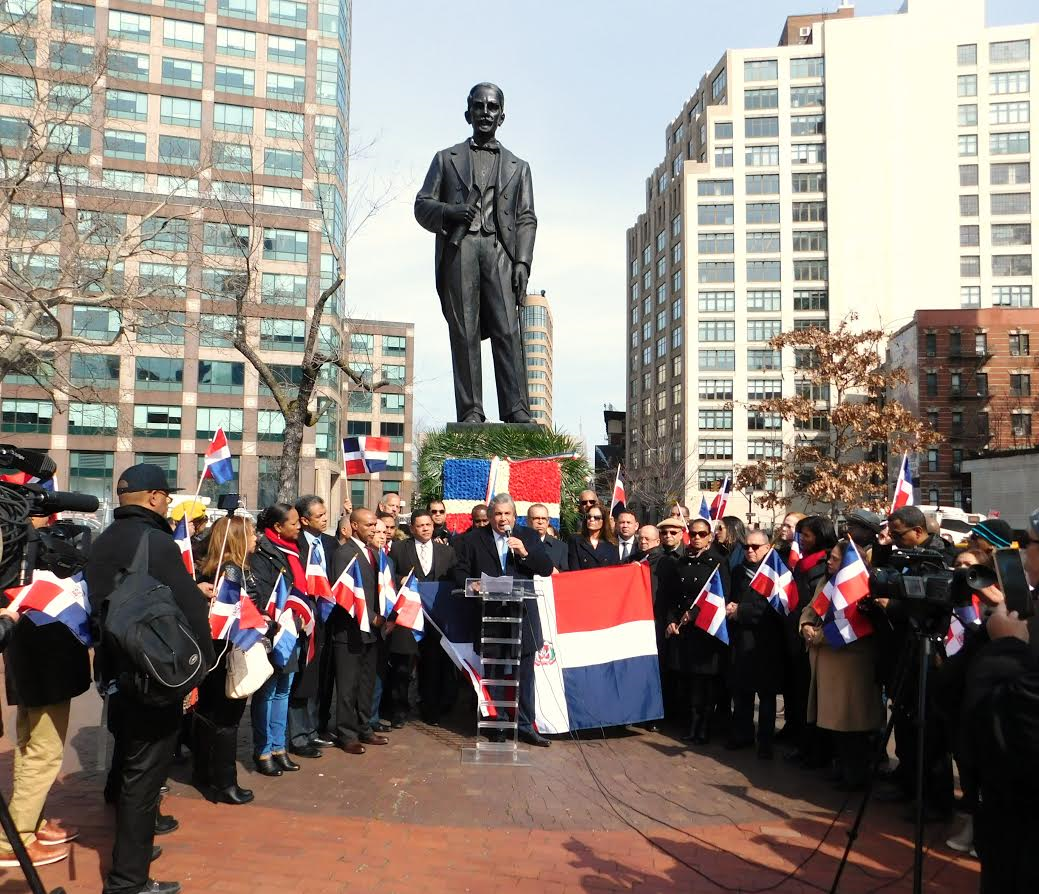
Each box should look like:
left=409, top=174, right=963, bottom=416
left=249, top=503, right=305, bottom=777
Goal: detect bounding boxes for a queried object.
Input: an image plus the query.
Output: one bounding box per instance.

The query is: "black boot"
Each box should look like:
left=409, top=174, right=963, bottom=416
left=694, top=706, right=714, bottom=745
left=210, top=725, right=252, bottom=802
left=683, top=710, right=701, bottom=742
left=190, top=714, right=213, bottom=791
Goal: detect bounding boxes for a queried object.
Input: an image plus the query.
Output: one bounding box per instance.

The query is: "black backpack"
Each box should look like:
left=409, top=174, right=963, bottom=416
left=101, top=532, right=207, bottom=706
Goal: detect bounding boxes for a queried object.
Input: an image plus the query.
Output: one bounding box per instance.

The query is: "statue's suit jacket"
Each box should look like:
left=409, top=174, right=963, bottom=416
left=415, top=141, right=537, bottom=333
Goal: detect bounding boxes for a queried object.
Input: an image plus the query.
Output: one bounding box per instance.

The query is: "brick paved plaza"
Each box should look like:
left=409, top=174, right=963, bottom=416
left=2, top=690, right=980, bottom=893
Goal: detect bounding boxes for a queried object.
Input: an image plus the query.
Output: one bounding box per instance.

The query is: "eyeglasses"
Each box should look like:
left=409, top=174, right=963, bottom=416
left=587, top=515, right=604, bottom=521
left=747, top=542, right=769, bottom=550
left=580, top=500, right=598, bottom=506
left=430, top=509, right=446, bottom=515
left=689, top=530, right=711, bottom=539
left=661, top=528, right=681, bottom=535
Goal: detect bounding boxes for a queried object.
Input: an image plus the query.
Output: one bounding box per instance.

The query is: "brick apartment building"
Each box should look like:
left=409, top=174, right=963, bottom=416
left=887, top=307, right=1038, bottom=510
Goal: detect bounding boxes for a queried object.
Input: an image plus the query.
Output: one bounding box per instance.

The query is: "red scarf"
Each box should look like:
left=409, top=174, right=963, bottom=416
left=264, top=528, right=306, bottom=592
left=796, top=549, right=827, bottom=576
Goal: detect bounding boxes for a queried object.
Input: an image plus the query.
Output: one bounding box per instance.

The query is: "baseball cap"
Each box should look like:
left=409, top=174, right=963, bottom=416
left=970, top=518, right=1014, bottom=549
left=846, top=509, right=885, bottom=535
left=116, top=463, right=182, bottom=495
left=658, top=517, right=686, bottom=531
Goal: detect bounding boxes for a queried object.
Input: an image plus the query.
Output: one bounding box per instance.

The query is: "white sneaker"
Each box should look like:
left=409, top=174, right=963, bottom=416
left=946, top=815, right=974, bottom=853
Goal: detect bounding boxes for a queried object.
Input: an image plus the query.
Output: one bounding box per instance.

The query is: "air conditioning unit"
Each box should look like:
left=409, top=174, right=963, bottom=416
left=799, top=26, right=812, bottom=38
left=1013, top=426, right=1028, bottom=438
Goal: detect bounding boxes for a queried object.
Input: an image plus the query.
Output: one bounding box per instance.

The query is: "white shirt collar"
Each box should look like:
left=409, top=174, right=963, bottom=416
left=351, top=536, right=368, bottom=552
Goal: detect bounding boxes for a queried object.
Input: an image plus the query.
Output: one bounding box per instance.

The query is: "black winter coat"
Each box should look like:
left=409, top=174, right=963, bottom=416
left=86, top=505, right=215, bottom=689
left=567, top=536, right=620, bottom=570
left=663, top=545, right=731, bottom=676
left=727, top=561, right=787, bottom=695
left=786, top=551, right=829, bottom=658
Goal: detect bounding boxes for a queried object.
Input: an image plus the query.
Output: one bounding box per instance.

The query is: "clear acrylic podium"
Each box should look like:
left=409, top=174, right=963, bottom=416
left=461, top=574, right=538, bottom=766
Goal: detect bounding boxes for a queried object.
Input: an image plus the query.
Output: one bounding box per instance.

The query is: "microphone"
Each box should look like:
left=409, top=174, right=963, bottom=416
left=0, top=445, right=57, bottom=481
left=503, top=526, right=516, bottom=564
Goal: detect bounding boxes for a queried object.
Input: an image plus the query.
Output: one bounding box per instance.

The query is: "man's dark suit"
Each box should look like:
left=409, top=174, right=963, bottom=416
left=415, top=140, right=536, bottom=422
left=326, top=539, right=380, bottom=744
left=390, top=537, right=458, bottom=724
left=539, top=534, right=569, bottom=572
left=298, top=530, right=337, bottom=748
left=454, top=525, right=552, bottom=734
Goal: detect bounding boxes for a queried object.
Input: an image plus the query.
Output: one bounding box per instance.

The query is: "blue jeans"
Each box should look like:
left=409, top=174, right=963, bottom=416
left=251, top=671, right=294, bottom=757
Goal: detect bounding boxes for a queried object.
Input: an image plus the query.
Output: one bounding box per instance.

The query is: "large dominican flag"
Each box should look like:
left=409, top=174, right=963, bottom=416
left=202, top=427, right=234, bottom=484
left=442, top=457, right=563, bottom=534
left=342, top=436, right=389, bottom=475
left=891, top=452, right=915, bottom=513
left=709, top=476, right=732, bottom=520
left=533, top=563, right=663, bottom=734
left=4, top=571, right=93, bottom=645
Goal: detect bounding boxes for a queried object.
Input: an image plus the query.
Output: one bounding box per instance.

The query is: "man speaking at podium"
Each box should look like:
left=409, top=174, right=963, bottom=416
left=455, top=493, right=553, bottom=746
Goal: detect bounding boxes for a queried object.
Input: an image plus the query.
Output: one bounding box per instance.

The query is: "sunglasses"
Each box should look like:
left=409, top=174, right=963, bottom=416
left=747, top=542, right=769, bottom=549
left=587, top=515, right=604, bottom=521
left=690, top=530, right=711, bottom=538
left=580, top=500, right=598, bottom=506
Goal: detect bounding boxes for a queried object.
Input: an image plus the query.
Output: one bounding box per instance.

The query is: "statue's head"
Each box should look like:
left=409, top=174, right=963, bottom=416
left=465, top=83, right=505, bottom=142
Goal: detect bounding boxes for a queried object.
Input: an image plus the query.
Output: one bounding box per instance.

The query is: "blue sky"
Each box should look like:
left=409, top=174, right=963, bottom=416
left=345, top=0, right=1033, bottom=449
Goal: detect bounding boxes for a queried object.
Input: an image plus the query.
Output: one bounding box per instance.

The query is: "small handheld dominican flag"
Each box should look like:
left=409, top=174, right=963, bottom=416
left=330, top=557, right=371, bottom=633
left=691, top=565, right=729, bottom=644
left=286, top=590, right=316, bottom=662
left=265, top=573, right=289, bottom=620
left=697, top=496, right=712, bottom=523
left=270, top=608, right=298, bottom=668
left=305, top=550, right=332, bottom=602
left=609, top=466, right=626, bottom=518
left=891, top=452, right=915, bottom=513
left=342, top=436, right=389, bottom=476
left=812, top=541, right=871, bottom=618
left=391, top=571, right=425, bottom=640
left=709, top=476, right=732, bottom=521
left=749, top=547, right=799, bottom=615
left=377, top=550, right=396, bottom=618
left=202, top=428, right=234, bottom=484
left=4, top=571, right=93, bottom=646
left=821, top=601, right=874, bottom=649
left=209, top=577, right=267, bottom=650
left=788, top=534, right=803, bottom=568
left=172, top=517, right=194, bottom=577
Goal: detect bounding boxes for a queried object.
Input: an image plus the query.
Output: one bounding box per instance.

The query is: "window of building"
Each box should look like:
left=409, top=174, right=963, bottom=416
left=214, top=64, right=254, bottom=96
left=67, top=452, right=113, bottom=500
left=791, top=56, right=824, bottom=78
left=266, top=72, right=306, bottom=103
left=991, top=162, right=1030, bottom=185
left=992, top=223, right=1031, bottom=246
left=268, top=35, right=307, bottom=66
left=991, top=192, right=1030, bottom=215
left=793, top=289, right=828, bottom=311
left=135, top=310, right=185, bottom=345
left=791, top=114, right=825, bottom=136
left=162, top=19, right=204, bottom=51
left=714, top=146, right=734, bottom=167
left=263, top=148, right=304, bottom=178
left=103, top=129, right=146, bottom=160
left=699, top=439, right=733, bottom=461
left=133, top=405, right=181, bottom=438
left=746, top=145, right=780, bottom=167
left=748, top=349, right=781, bottom=371
left=792, top=201, right=827, bottom=222
left=196, top=407, right=243, bottom=441
left=216, top=27, right=256, bottom=58
left=269, top=0, right=309, bottom=27
left=746, top=203, right=780, bottom=225
left=698, top=320, right=734, bottom=342
left=960, top=164, right=979, bottom=187
left=71, top=306, right=120, bottom=342
left=958, top=74, right=977, bottom=97
left=744, top=88, right=778, bottom=110
left=135, top=357, right=183, bottom=391
left=748, top=378, right=782, bottom=400
left=744, top=174, right=779, bottom=195
left=160, top=96, right=202, bottom=128
left=1, top=399, right=53, bottom=434
left=746, top=231, right=780, bottom=253
left=106, top=89, right=148, bottom=121
left=218, top=0, right=257, bottom=19
left=263, top=228, right=309, bottom=262
left=993, top=255, right=1032, bottom=276
left=793, top=230, right=827, bottom=252
left=958, top=104, right=978, bottom=127
left=744, top=60, right=778, bottom=81
left=747, top=319, right=782, bottom=342
left=959, top=286, right=980, bottom=307
left=990, top=71, right=1029, bottom=95
left=794, top=259, right=827, bottom=281
left=1011, top=412, right=1032, bottom=439
left=109, top=10, right=151, bottom=42
left=67, top=402, right=118, bottom=436
left=698, top=379, right=732, bottom=401
left=697, top=204, right=733, bottom=226
left=990, top=132, right=1030, bottom=155
left=161, top=57, right=203, bottom=89
left=156, top=134, right=199, bottom=166
left=699, top=350, right=735, bottom=371
left=697, top=232, right=734, bottom=254
left=792, top=172, right=826, bottom=193
left=790, top=86, right=824, bottom=108
left=197, top=360, right=244, bottom=394
left=748, top=411, right=783, bottom=430
left=961, top=255, right=981, bottom=277
left=108, top=49, right=149, bottom=81
left=698, top=291, right=735, bottom=313
left=698, top=261, right=734, bottom=283
left=1009, top=373, right=1031, bottom=397
left=746, top=290, right=780, bottom=312
left=381, top=393, right=406, bottom=414
left=993, top=285, right=1032, bottom=307
left=990, top=39, right=1029, bottom=64
left=698, top=409, right=733, bottom=430
left=958, top=44, right=977, bottom=65
left=259, top=318, right=306, bottom=352
left=960, top=225, right=980, bottom=246
left=791, top=143, right=826, bottom=165
left=990, top=100, right=1030, bottom=125
left=742, top=260, right=782, bottom=287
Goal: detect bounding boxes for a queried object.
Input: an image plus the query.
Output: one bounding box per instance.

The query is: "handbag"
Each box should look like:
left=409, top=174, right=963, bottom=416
left=225, top=642, right=273, bottom=699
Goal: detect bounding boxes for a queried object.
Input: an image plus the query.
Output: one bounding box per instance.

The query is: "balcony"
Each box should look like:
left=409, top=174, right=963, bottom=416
left=948, top=346, right=991, bottom=362
left=949, top=388, right=987, bottom=400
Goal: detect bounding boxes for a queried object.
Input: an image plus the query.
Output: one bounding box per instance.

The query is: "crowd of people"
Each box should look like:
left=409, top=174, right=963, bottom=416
left=1, top=463, right=1037, bottom=894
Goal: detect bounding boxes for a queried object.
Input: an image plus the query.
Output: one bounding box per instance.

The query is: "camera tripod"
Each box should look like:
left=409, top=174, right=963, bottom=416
left=829, top=620, right=944, bottom=894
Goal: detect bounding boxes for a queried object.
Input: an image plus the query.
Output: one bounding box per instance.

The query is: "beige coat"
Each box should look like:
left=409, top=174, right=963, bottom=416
left=800, top=584, right=884, bottom=733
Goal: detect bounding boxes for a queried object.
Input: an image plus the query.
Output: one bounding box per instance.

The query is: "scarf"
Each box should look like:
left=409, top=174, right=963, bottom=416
left=264, top=528, right=307, bottom=593
left=796, top=549, right=827, bottom=576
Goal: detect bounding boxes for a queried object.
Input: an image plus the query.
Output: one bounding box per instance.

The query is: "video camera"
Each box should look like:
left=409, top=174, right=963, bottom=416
left=869, top=548, right=972, bottom=631
left=0, top=445, right=100, bottom=591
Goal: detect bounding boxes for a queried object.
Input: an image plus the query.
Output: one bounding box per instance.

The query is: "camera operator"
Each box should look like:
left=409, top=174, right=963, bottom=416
left=0, top=514, right=90, bottom=868
left=864, top=506, right=955, bottom=819
left=85, top=464, right=215, bottom=894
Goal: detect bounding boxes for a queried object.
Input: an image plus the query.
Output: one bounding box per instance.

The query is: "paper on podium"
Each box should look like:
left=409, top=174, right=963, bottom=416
left=480, top=573, right=514, bottom=596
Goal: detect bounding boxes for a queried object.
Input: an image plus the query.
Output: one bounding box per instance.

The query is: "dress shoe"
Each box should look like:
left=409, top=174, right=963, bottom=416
left=272, top=751, right=301, bottom=772
left=359, top=733, right=388, bottom=746
left=253, top=755, right=284, bottom=777
left=311, top=736, right=334, bottom=748
left=336, top=741, right=366, bottom=755
left=0, top=839, right=69, bottom=868
left=135, top=881, right=181, bottom=894
left=159, top=784, right=170, bottom=796
left=390, top=717, right=407, bottom=729
left=460, top=413, right=485, bottom=424
left=946, top=816, right=974, bottom=854
left=151, top=845, right=162, bottom=862
left=154, top=814, right=178, bottom=836
left=505, top=410, right=533, bottom=424
left=212, top=784, right=255, bottom=805
left=371, top=721, right=392, bottom=734
left=289, top=744, right=323, bottom=759
left=519, top=729, right=550, bottom=747
left=36, top=818, right=79, bottom=846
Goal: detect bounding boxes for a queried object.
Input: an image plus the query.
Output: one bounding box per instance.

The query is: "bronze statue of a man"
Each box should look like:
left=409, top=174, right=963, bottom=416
left=415, top=83, right=537, bottom=424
